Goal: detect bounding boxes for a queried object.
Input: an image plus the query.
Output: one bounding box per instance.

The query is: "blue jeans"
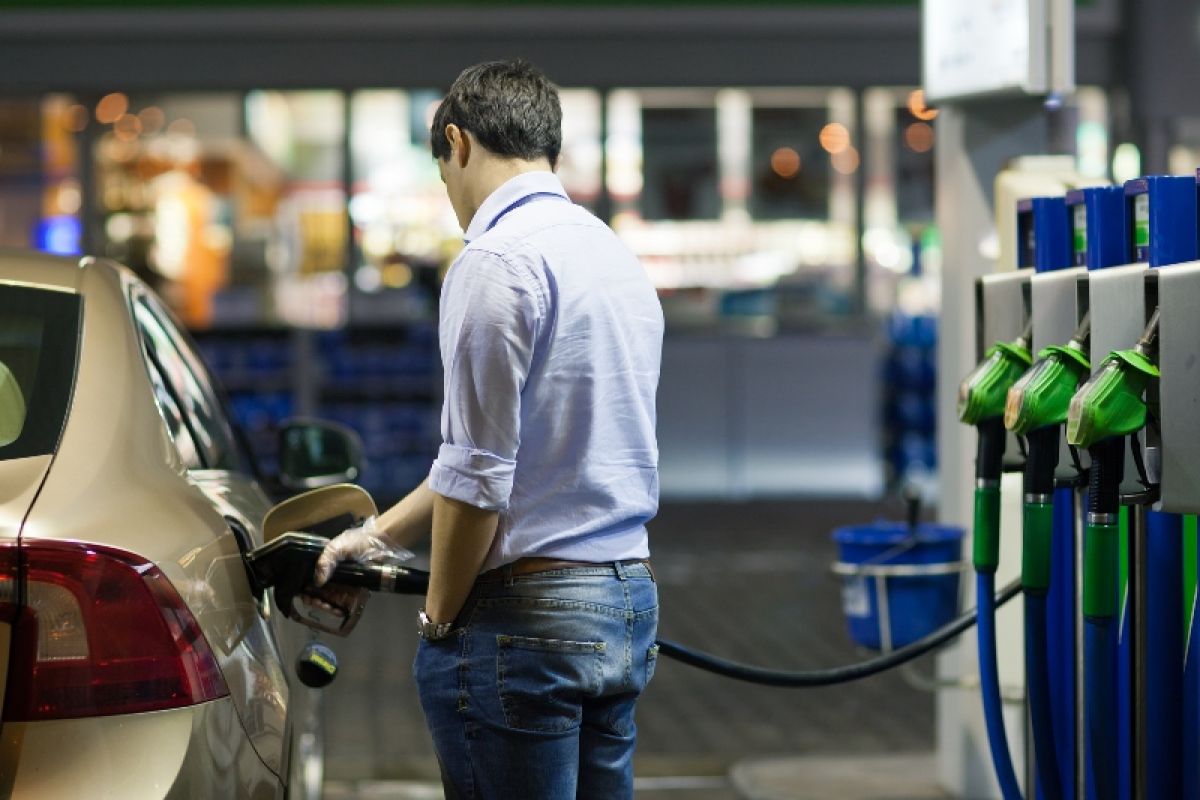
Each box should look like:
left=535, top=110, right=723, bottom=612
left=413, top=561, right=659, bottom=799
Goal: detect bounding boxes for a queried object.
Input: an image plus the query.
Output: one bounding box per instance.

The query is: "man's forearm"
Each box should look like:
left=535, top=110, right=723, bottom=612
left=375, top=479, right=437, bottom=549
left=425, top=493, right=499, bottom=623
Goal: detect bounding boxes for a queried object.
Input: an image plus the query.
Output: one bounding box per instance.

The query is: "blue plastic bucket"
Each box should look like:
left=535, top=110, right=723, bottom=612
left=832, top=521, right=964, bottom=650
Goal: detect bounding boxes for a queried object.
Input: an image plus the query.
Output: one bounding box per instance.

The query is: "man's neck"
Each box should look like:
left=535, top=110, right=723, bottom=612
left=467, top=158, right=553, bottom=221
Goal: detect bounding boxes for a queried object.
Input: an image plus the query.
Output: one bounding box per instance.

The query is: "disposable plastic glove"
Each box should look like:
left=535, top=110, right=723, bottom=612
left=312, top=516, right=413, bottom=587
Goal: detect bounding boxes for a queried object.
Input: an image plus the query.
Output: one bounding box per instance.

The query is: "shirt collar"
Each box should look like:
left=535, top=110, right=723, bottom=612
left=463, top=171, right=569, bottom=243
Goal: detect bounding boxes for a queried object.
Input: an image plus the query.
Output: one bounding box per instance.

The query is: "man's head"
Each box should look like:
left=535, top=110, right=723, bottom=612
left=431, top=60, right=562, bottom=229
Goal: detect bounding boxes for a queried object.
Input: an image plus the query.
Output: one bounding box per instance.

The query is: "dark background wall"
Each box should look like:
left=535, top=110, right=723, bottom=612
left=0, top=3, right=1121, bottom=92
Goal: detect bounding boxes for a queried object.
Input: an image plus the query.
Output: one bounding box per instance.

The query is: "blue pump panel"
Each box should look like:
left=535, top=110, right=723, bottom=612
left=1065, top=186, right=1128, bottom=270
left=1124, top=175, right=1199, bottom=266
left=1017, top=196, right=1072, bottom=273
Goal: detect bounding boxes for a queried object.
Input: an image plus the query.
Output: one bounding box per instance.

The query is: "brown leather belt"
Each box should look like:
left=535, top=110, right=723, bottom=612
left=480, top=556, right=653, bottom=580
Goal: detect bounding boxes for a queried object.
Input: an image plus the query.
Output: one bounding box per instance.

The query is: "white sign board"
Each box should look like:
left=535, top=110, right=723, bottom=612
left=922, top=0, right=1050, bottom=103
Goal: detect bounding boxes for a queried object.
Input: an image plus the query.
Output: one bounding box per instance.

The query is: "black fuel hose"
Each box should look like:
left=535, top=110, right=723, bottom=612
left=655, top=577, right=1022, bottom=687
left=312, top=555, right=1020, bottom=688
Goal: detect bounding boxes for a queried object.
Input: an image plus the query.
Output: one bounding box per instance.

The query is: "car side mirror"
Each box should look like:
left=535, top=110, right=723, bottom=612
left=278, top=419, right=363, bottom=492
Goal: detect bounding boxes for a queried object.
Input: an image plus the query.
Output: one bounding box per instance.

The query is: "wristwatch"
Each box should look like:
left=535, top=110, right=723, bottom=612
left=418, top=608, right=455, bottom=641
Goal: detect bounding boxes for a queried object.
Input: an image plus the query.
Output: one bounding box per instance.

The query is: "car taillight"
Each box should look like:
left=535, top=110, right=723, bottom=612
left=2, top=540, right=228, bottom=721
left=0, top=546, right=16, bottom=623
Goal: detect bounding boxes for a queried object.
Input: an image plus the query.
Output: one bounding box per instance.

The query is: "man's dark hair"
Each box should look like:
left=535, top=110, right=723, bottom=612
left=430, top=60, right=562, bottom=165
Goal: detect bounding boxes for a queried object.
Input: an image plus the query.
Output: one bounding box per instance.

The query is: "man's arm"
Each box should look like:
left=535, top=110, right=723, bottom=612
left=375, top=478, right=437, bottom=549
left=420, top=252, right=539, bottom=620
left=424, top=493, right=499, bottom=623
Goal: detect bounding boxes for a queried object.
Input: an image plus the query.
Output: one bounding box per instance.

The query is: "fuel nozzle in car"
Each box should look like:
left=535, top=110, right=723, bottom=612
left=251, top=484, right=431, bottom=638
left=248, top=531, right=427, bottom=635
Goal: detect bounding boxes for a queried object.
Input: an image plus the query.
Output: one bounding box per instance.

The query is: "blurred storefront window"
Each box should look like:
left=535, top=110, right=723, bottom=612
left=93, top=92, right=264, bottom=328
left=347, top=88, right=459, bottom=322
left=345, top=87, right=603, bottom=323
left=610, top=87, right=857, bottom=331
left=862, top=87, right=938, bottom=318
left=0, top=95, right=82, bottom=254
left=245, top=90, right=347, bottom=329
left=3, top=85, right=1112, bottom=334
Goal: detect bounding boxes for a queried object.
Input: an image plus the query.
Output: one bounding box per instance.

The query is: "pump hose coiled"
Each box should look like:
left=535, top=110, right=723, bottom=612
left=1084, top=438, right=1123, bottom=800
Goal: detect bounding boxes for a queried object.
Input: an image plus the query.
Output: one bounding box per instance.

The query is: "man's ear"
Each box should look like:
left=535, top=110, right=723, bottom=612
left=445, top=124, right=471, bottom=169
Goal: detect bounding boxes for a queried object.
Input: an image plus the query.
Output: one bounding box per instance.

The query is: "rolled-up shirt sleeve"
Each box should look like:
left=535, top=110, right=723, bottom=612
left=428, top=250, right=542, bottom=511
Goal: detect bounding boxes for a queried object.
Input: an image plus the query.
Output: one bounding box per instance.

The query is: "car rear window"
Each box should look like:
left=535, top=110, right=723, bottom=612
left=0, top=284, right=82, bottom=461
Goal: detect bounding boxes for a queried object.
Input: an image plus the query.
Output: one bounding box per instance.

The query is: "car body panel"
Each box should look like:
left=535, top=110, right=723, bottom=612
left=0, top=249, right=83, bottom=294
left=0, top=456, right=54, bottom=541
left=0, top=698, right=279, bottom=799
left=4, top=255, right=293, bottom=785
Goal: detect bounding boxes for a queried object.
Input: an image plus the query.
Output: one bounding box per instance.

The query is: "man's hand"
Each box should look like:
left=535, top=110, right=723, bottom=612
left=313, top=516, right=414, bottom=587
left=300, top=583, right=368, bottom=623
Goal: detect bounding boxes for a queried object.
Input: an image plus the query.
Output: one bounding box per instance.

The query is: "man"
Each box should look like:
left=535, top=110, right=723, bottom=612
left=313, top=59, right=665, bottom=799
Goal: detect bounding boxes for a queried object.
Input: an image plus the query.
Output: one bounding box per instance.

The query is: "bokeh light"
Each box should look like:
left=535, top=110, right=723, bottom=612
left=831, top=146, right=860, bottom=175
left=904, top=122, right=934, bottom=153
left=907, top=89, right=938, bottom=122
left=95, top=92, right=128, bottom=125
left=770, top=146, right=802, bottom=179
left=818, top=123, right=850, bottom=154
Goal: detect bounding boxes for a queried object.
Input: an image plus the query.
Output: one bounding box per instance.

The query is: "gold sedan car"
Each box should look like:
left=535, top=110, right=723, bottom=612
left=0, top=251, right=358, bottom=798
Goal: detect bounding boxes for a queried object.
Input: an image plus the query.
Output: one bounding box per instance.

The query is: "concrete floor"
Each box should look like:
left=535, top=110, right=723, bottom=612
left=319, top=499, right=942, bottom=798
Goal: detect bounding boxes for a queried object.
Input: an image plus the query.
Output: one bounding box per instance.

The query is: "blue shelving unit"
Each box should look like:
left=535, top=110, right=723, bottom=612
left=194, top=322, right=441, bottom=506
left=883, top=312, right=938, bottom=487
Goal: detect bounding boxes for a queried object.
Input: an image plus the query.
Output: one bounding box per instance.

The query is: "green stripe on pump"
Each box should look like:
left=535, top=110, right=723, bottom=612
left=973, top=486, right=1001, bottom=573
left=1022, top=502, right=1054, bottom=592
left=1085, top=522, right=1120, bottom=619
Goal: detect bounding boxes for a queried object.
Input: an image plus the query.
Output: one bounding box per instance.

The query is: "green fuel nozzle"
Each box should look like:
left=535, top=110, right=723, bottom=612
left=1066, top=309, right=1160, bottom=449
left=958, top=323, right=1033, bottom=426
left=1005, top=312, right=1092, bottom=435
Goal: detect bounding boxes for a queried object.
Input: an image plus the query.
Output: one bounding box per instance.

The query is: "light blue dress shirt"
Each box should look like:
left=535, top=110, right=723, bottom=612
left=427, top=171, right=664, bottom=572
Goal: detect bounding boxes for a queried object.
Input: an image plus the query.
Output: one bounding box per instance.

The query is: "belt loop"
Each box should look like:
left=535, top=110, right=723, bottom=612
left=503, top=563, right=515, bottom=587
left=614, top=560, right=628, bottom=581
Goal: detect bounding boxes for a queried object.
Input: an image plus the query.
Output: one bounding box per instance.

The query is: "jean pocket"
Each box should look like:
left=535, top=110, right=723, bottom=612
left=496, top=635, right=605, bottom=732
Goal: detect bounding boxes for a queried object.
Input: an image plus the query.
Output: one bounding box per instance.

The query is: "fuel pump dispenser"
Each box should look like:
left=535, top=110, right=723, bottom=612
left=1001, top=194, right=1080, bottom=800
left=1067, top=174, right=1198, bottom=799
left=1147, top=166, right=1200, bottom=799
left=1002, top=185, right=1127, bottom=800
left=1005, top=309, right=1089, bottom=800
left=958, top=266, right=1033, bottom=800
